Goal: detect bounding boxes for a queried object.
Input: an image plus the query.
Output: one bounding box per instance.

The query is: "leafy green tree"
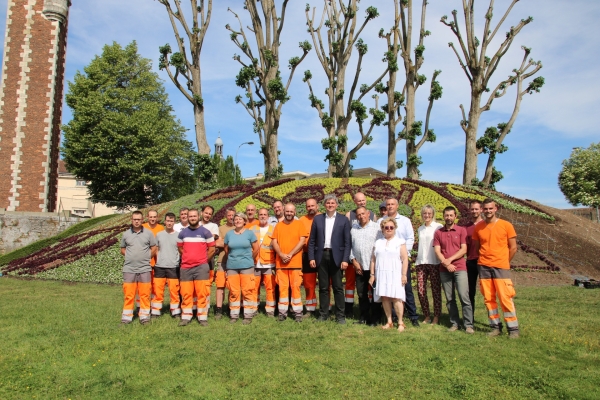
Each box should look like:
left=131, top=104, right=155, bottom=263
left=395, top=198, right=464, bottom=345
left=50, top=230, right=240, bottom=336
left=558, top=143, right=600, bottom=208
left=61, top=41, right=197, bottom=208
left=194, top=153, right=243, bottom=189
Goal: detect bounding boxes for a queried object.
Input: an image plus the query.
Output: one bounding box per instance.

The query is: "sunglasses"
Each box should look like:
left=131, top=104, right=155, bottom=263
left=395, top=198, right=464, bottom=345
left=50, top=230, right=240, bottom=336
left=383, top=226, right=395, bottom=230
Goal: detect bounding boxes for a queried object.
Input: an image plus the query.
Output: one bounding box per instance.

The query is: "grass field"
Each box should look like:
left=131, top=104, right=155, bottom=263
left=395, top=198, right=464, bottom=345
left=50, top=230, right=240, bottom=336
left=0, top=278, right=598, bottom=399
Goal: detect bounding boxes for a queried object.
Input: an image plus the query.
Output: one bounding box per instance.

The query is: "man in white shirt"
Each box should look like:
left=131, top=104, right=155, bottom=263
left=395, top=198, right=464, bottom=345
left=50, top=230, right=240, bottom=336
left=377, top=197, right=420, bottom=327
left=173, top=208, right=189, bottom=233
left=349, top=207, right=379, bottom=324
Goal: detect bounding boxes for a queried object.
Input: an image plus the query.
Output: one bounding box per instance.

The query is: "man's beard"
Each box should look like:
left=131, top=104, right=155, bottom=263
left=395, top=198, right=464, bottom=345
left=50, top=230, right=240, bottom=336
left=307, top=209, right=316, bottom=216
left=285, top=215, right=294, bottom=221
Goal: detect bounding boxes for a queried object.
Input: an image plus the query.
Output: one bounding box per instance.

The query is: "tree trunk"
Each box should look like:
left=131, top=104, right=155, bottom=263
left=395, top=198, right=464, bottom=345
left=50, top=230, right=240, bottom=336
left=481, top=155, right=494, bottom=186
left=194, top=104, right=209, bottom=154
left=462, top=90, right=482, bottom=185
left=387, top=122, right=397, bottom=177
left=404, top=82, right=417, bottom=178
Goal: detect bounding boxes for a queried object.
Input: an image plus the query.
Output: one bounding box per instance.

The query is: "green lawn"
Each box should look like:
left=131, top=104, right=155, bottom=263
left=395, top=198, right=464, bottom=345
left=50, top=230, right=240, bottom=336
left=0, top=279, right=598, bottom=399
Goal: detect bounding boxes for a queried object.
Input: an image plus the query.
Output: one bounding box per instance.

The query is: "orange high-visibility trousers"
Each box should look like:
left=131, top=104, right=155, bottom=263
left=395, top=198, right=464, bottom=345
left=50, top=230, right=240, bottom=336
left=277, top=269, right=303, bottom=318
left=303, top=272, right=317, bottom=311
left=255, top=269, right=275, bottom=314
left=345, top=267, right=356, bottom=304
left=180, top=265, right=210, bottom=322
left=122, top=272, right=151, bottom=322
left=227, top=268, right=257, bottom=319
left=151, top=267, right=181, bottom=316
left=478, top=265, right=519, bottom=332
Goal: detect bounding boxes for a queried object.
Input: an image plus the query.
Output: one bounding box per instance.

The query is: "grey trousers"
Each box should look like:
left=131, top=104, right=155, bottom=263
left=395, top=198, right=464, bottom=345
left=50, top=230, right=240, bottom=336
left=440, top=270, right=474, bottom=328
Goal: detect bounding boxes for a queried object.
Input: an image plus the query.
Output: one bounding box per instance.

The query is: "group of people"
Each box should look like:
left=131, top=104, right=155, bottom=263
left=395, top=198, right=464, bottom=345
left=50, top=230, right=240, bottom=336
left=120, top=192, right=520, bottom=337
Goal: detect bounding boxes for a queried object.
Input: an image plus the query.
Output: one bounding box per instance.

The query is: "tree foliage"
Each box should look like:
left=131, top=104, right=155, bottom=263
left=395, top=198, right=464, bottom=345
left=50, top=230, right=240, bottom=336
left=61, top=41, right=197, bottom=208
left=558, top=143, right=600, bottom=208
left=195, top=154, right=243, bottom=189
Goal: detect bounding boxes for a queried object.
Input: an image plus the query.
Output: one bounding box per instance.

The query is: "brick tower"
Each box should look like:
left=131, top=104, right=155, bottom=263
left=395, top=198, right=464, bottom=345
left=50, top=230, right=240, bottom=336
left=0, top=0, right=70, bottom=212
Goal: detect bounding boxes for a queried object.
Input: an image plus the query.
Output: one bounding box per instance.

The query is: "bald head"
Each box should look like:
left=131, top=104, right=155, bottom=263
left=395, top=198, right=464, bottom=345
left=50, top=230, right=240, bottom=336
left=353, top=192, right=367, bottom=208
left=284, top=203, right=296, bottom=222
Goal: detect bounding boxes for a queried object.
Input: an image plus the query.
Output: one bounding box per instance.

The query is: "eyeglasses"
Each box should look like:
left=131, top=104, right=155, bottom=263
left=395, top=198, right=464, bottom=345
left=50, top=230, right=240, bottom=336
left=383, top=226, right=395, bottom=231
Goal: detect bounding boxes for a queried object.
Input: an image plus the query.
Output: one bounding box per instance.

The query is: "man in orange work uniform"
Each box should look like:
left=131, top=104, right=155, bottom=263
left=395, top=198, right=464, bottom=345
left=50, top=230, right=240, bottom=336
left=142, top=210, right=164, bottom=313
left=271, top=203, right=308, bottom=322
left=120, top=211, right=156, bottom=325
left=249, top=208, right=277, bottom=316
left=245, top=204, right=260, bottom=228
left=472, top=198, right=519, bottom=338
left=300, top=198, right=319, bottom=317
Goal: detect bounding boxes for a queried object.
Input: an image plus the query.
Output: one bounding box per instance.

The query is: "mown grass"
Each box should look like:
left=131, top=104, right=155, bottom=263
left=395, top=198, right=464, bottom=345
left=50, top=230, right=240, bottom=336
left=0, top=279, right=598, bottom=399
left=0, top=214, right=119, bottom=264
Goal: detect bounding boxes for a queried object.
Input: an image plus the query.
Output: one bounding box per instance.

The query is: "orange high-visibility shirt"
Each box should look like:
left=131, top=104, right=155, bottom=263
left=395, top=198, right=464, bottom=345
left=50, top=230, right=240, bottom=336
left=271, top=220, right=309, bottom=269
left=472, top=219, right=516, bottom=269
left=142, top=223, right=164, bottom=266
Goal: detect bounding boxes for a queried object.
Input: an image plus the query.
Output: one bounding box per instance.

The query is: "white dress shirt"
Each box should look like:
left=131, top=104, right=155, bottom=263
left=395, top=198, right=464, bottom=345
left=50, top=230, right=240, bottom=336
left=324, top=212, right=337, bottom=249
left=415, top=222, right=443, bottom=265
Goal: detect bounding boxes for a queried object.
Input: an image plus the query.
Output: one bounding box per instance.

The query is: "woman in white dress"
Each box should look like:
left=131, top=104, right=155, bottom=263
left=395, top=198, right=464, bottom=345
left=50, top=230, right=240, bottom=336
left=369, top=217, right=409, bottom=332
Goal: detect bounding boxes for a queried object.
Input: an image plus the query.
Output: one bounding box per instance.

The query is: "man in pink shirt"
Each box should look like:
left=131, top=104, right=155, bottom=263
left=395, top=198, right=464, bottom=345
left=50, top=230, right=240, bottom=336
left=433, top=206, right=474, bottom=334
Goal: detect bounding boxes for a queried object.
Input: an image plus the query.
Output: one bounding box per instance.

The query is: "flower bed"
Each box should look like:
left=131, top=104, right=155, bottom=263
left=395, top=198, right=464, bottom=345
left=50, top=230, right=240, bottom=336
left=0, top=177, right=562, bottom=282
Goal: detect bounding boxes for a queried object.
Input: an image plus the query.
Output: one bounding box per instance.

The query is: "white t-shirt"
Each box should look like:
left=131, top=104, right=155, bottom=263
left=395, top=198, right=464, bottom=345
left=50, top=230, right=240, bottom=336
left=200, top=221, right=220, bottom=238
left=415, top=222, right=443, bottom=265
left=173, top=223, right=188, bottom=233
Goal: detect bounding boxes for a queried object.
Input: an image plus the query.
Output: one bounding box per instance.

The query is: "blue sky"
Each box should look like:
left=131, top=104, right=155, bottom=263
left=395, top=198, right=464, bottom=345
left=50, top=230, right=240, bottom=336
left=1, top=0, right=598, bottom=208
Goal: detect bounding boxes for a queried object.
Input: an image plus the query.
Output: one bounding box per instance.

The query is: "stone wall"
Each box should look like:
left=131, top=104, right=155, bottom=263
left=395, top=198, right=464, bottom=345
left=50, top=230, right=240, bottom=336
left=0, top=210, right=80, bottom=255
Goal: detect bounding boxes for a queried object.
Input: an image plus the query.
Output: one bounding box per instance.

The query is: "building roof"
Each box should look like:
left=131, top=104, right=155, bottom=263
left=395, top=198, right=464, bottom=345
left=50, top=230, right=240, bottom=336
left=215, top=136, right=223, bottom=146
left=58, top=159, right=69, bottom=174
left=308, top=167, right=386, bottom=179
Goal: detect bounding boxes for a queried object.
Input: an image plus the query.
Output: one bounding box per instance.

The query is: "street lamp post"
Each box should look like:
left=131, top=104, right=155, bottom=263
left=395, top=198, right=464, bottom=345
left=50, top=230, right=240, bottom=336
left=235, top=141, right=254, bottom=185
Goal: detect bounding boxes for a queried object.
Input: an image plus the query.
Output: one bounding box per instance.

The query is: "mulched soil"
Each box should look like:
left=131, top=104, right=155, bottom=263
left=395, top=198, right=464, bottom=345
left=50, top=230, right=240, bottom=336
left=497, top=202, right=600, bottom=285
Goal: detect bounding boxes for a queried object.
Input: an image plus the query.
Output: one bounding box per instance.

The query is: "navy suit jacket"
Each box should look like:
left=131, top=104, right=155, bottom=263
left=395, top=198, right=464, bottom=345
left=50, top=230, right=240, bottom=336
left=308, top=213, right=351, bottom=266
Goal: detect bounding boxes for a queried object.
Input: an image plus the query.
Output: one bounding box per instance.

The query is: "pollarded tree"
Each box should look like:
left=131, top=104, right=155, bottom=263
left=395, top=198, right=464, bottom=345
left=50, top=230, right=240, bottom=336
left=226, top=1, right=312, bottom=181
left=62, top=41, right=197, bottom=208
left=476, top=47, right=544, bottom=187
left=379, top=0, right=443, bottom=178
left=558, top=143, right=600, bottom=210
left=304, top=1, right=386, bottom=178
left=441, top=0, right=543, bottom=185
left=157, top=0, right=212, bottom=154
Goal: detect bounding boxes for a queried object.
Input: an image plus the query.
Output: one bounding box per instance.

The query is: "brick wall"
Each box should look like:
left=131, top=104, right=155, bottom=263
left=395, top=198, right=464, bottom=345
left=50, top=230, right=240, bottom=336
left=0, top=0, right=70, bottom=212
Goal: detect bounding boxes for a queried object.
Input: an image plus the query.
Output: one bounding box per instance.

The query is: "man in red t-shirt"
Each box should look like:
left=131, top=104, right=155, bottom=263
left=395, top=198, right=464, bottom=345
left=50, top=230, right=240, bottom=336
left=472, top=199, right=519, bottom=338
left=464, top=200, right=484, bottom=315
left=433, top=206, right=473, bottom=334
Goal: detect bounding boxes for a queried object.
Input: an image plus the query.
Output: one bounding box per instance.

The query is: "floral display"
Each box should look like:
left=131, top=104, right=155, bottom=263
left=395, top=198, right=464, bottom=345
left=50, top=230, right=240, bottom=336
left=0, top=177, right=562, bottom=282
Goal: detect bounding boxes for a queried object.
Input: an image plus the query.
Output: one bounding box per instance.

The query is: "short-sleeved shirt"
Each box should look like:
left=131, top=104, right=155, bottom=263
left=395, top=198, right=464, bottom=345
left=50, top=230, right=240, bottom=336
left=177, top=226, right=215, bottom=269
left=173, top=223, right=188, bottom=233
left=121, top=227, right=156, bottom=273
left=272, top=220, right=309, bottom=269
left=245, top=219, right=260, bottom=229
left=156, top=230, right=180, bottom=269
left=415, top=222, right=443, bottom=265
left=200, top=221, right=220, bottom=238
left=224, top=229, right=257, bottom=270
left=465, top=220, right=484, bottom=260
left=142, top=223, right=164, bottom=266
left=433, top=225, right=467, bottom=272
left=218, top=224, right=235, bottom=263
left=350, top=220, right=379, bottom=270
left=472, top=219, right=517, bottom=270
left=299, top=215, right=318, bottom=253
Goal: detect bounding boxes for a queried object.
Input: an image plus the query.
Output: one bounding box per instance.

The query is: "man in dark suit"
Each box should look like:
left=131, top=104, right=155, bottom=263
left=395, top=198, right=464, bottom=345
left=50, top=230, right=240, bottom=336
left=308, top=194, right=352, bottom=324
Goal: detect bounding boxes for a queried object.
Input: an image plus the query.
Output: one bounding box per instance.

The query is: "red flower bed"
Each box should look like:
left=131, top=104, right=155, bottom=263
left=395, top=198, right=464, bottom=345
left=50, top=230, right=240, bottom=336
left=4, top=224, right=128, bottom=276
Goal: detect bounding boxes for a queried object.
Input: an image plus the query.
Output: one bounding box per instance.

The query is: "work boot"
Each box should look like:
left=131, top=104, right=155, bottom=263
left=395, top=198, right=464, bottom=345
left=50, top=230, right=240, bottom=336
left=178, top=319, right=191, bottom=327
left=229, top=318, right=238, bottom=324
left=140, top=318, right=150, bottom=326
left=242, top=318, right=252, bottom=325
left=295, top=315, right=303, bottom=323
left=465, top=327, right=475, bottom=334
left=509, top=331, right=520, bottom=339
left=345, top=303, right=354, bottom=319
left=448, top=325, right=459, bottom=332
left=278, top=314, right=287, bottom=322
left=487, top=328, right=502, bottom=337
left=266, top=311, right=275, bottom=318
left=198, top=320, right=208, bottom=327
left=214, top=307, right=223, bottom=320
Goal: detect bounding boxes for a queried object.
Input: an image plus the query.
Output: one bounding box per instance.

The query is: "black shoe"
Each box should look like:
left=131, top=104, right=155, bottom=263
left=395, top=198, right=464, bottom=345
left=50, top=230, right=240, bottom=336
left=337, top=319, right=347, bottom=325
left=353, top=319, right=367, bottom=325
left=214, top=307, right=223, bottom=320
left=411, top=319, right=420, bottom=327
left=178, top=319, right=191, bottom=327
left=345, top=304, right=354, bottom=318
left=278, top=315, right=287, bottom=322
left=295, top=316, right=303, bottom=323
